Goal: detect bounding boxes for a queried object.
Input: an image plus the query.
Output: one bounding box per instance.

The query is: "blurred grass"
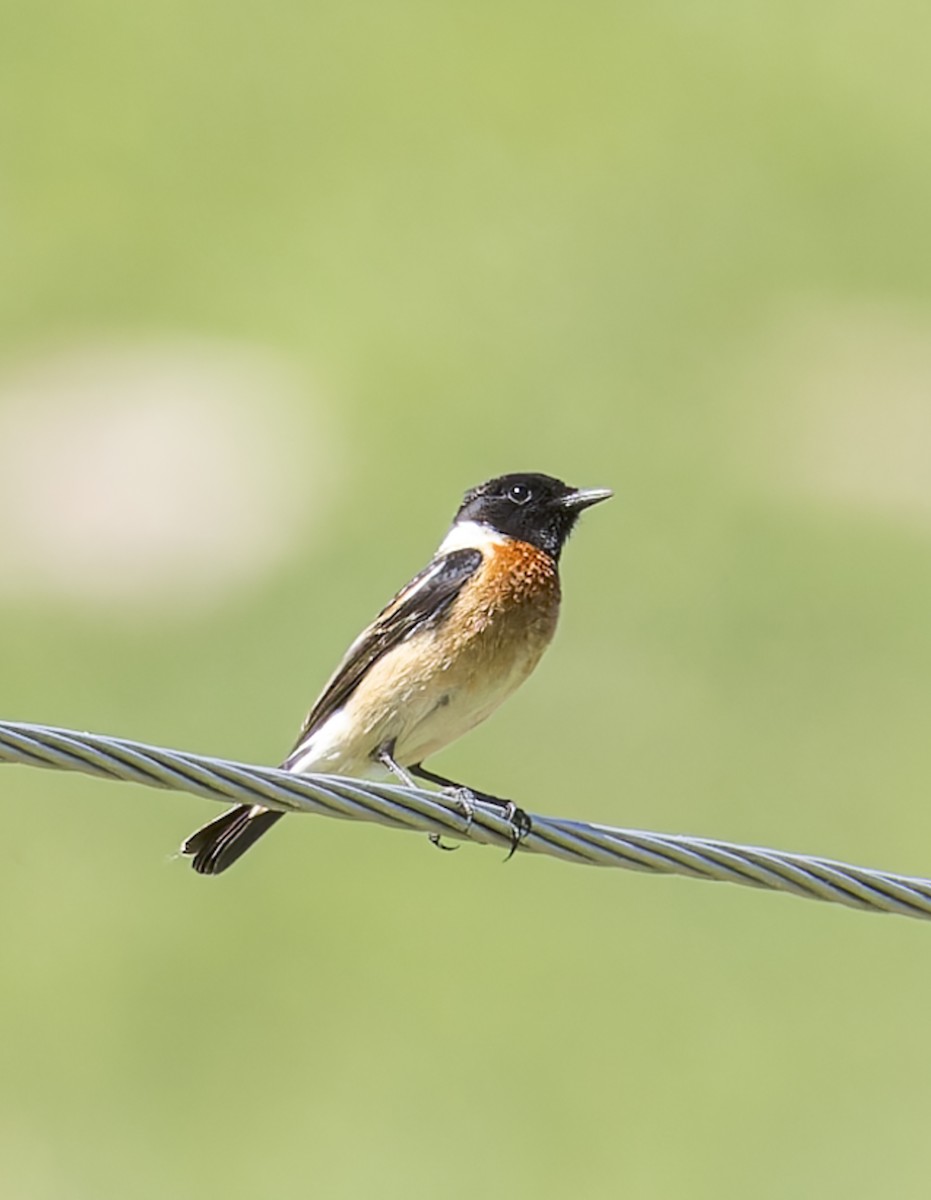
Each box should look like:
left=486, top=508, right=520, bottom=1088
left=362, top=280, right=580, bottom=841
left=3, top=1, right=931, bottom=1197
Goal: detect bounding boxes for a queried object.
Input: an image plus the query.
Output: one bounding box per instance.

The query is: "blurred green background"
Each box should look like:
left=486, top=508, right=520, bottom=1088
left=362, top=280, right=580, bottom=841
left=3, top=2, right=931, bottom=1196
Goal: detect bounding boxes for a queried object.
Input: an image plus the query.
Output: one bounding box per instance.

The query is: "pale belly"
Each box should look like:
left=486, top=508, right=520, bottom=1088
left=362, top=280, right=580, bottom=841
left=287, top=600, right=558, bottom=776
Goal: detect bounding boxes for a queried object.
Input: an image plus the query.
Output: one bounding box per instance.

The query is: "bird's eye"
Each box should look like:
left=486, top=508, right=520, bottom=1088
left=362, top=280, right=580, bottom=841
left=507, top=484, right=533, bottom=505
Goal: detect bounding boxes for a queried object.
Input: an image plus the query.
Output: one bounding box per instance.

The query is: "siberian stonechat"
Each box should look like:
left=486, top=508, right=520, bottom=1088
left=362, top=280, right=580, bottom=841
left=182, top=472, right=611, bottom=873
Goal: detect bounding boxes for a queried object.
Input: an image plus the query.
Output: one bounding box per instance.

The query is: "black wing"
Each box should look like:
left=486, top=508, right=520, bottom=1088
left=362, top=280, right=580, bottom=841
left=283, top=547, right=483, bottom=765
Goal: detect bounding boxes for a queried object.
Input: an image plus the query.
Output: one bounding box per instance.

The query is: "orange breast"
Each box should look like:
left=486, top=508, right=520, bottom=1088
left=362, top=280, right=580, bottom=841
left=446, top=538, right=561, bottom=651
left=342, top=539, right=562, bottom=768
left=481, top=537, right=560, bottom=606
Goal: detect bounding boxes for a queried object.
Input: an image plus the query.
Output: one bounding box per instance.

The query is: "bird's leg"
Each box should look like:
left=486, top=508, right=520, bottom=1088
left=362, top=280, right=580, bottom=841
left=407, top=763, right=475, bottom=823
left=410, top=763, right=532, bottom=860
left=410, top=763, right=524, bottom=822
left=374, top=741, right=418, bottom=788
left=375, top=743, right=460, bottom=851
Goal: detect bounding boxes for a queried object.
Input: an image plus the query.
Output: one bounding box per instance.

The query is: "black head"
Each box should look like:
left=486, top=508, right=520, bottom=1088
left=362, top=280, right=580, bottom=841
left=454, top=472, right=612, bottom=560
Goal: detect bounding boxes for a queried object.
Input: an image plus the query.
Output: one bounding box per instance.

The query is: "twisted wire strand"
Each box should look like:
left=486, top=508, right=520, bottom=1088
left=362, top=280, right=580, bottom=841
left=1, top=718, right=928, bottom=921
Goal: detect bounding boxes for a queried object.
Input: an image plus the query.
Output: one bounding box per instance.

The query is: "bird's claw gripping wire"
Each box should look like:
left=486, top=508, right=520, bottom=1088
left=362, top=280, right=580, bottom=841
left=427, top=787, right=531, bottom=859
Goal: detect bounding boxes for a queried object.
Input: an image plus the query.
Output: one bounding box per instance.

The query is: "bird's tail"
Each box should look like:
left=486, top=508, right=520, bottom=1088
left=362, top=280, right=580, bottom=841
left=181, top=805, right=284, bottom=875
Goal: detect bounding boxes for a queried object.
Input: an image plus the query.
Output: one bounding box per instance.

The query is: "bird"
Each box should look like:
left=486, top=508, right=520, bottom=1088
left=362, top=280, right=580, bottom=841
left=181, top=471, right=612, bottom=874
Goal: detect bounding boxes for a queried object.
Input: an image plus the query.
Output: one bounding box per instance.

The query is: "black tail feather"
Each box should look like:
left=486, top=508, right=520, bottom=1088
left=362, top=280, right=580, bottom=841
left=181, top=805, right=284, bottom=875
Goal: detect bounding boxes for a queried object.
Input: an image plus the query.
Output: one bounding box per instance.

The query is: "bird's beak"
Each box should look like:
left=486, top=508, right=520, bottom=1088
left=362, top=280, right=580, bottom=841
left=557, top=486, right=614, bottom=511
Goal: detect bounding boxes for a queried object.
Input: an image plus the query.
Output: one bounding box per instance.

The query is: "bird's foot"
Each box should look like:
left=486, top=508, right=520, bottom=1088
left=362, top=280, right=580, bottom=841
left=452, top=788, right=532, bottom=860
left=444, top=785, right=476, bottom=827
left=498, top=801, right=532, bottom=861
left=425, top=784, right=532, bottom=859
left=427, top=786, right=474, bottom=851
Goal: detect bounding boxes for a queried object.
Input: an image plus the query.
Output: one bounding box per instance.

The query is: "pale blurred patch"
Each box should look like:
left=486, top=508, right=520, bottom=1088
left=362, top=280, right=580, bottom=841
left=739, top=301, right=931, bottom=530
left=0, top=340, right=340, bottom=613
